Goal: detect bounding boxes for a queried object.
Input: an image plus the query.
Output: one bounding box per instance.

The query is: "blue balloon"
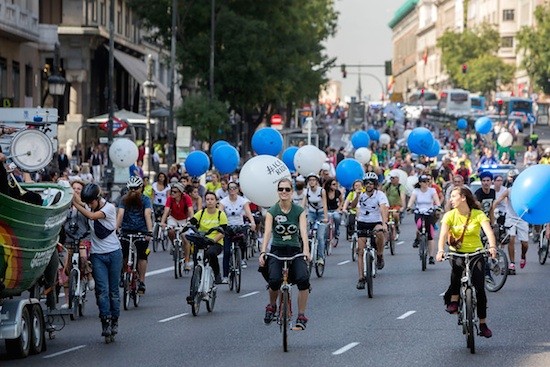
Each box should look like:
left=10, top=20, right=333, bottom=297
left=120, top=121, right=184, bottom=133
left=457, top=118, right=468, bottom=130
left=282, top=146, right=299, bottom=172
left=510, top=165, right=550, bottom=224
left=211, top=140, right=229, bottom=155
left=251, top=128, right=283, bottom=156
left=335, top=158, right=364, bottom=189
left=407, top=127, right=434, bottom=155
left=426, top=139, right=441, bottom=158
left=351, top=131, right=371, bottom=149
left=184, top=151, right=210, bottom=177
left=475, top=116, right=493, bottom=134
left=212, top=145, right=240, bottom=174
left=367, top=129, right=380, bottom=141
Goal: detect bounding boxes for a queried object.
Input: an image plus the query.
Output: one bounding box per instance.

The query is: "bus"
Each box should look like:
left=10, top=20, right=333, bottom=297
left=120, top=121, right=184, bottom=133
left=493, top=97, right=533, bottom=116
left=470, top=95, right=486, bottom=112
left=437, top=89, right=471, bottom=116
left=408, top=89, right=438, bottom=107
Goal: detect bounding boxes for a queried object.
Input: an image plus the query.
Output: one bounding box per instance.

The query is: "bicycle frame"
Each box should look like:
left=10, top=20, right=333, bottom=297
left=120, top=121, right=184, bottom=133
left=121, top=233, right=147, bottom=310
left=169, top=225, right=187, bottom=279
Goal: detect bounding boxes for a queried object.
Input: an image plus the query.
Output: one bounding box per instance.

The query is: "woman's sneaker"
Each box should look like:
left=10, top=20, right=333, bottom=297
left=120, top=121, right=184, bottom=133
left=356, top=278, right=366, bottom=290
left=264, top=304, right=276, bottom=325
left=294, top=314, right=308, bottom=330
left=508, top=262, right=516, bottom=275
left=479, top=323, right=492, bottom=338
left=445, top=301, right=459, bottom=314
left=520, top=258, right=526, bottom=269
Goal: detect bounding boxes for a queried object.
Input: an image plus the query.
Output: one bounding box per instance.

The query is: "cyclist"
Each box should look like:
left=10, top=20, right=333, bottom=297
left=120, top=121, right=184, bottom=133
left=152, top=172, right=170, bottom=224
left=292, top=176, right=306, bottom=207
left=302, top=173, right=328, bottom=265
left=436, top=186, right=497, bottom=339
left=73, top=183, right=122, bottom=339
left=382, top=171, right=406, bottom=239
left=323, top=177, right=344, bottom=244
left=350, top=172, right=389, bottom=289
left=342, top=179, right=363, bottom=241
left=205, top=171, right=222, bottom=193
left=116, top=176, right=153, bottom=294
left=189, top=191, right=227, bottom=284
left=215, top=177, right=229, bottom=200
left=259, top=178, right=310, bottom=330
left=160, top=182, right=194, bottom=271
left=474, top=171, right=495, bottom=223
left=219, top=182, right=256, bottom=282
left=407, top=174, right=441, bottom=264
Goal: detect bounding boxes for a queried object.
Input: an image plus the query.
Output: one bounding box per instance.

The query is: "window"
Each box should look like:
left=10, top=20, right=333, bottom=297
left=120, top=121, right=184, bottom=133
left=503, top=9, right=515, bottom=21
left=501, top=37, right=514, bottom=48
left=117, top=0, right=122, bottom=34
left=125, top=4, right=130, bottom=37
left=91, top=0, right=97, bottom=22
left=0, top=58, right=7, bottom=98
left=12, top=61, right=20, bottom=105
left=25, top=64, right=32, bottom=97
left=100, top=1, right=105, bottom=25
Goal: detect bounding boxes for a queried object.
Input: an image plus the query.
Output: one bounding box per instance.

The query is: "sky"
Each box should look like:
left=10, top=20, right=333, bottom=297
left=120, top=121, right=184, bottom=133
left=324, top=0, right=405, bottom=102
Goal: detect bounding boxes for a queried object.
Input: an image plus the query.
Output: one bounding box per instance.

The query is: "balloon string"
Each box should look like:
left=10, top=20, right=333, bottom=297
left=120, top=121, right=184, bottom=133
left=498, top=208, right=529, bottom=245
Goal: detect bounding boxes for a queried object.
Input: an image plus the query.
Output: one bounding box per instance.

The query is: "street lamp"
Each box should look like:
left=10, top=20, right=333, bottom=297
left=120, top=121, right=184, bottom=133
left=48, top=43, right=66, bottom=103
left=143, top=54, right=157, bottom=177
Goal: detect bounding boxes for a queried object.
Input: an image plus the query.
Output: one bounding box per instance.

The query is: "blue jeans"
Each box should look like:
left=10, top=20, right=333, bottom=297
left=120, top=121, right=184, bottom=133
left=91, top=249, right=123, bottom=319
left=328, top=210, right=342, bottom=238
left=308, top=210, right=326, bottom=260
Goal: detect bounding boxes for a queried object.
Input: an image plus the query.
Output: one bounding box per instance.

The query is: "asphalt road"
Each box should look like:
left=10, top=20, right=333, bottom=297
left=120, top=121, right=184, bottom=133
left=3, top=213, right=550, bottom=366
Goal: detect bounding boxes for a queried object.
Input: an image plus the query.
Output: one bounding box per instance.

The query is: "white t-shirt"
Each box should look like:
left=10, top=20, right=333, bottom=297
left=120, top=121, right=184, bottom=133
left=494, top=186, right=507, bottom=214
left=220, top=195, right=249, bottom=226
left=305, top=186, right=324, bottom=212
left=152, top=182, right=171, bottom=206
left=356, top=190, right=389, bottom=223
left=89, top=200, right=121, bottom=254
left=413, top=187, right=437, bottom=214
left=292, top=191, right=305, bottom=207
left=216, top=188, right=229, bottom=200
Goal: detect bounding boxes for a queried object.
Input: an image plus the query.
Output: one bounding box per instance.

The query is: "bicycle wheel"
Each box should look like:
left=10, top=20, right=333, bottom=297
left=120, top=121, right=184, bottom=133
left=315, top=260, right=325, bottom=278
left=281, top=289, right=289, bottom=352
left=538, top=232, right=549, bottom=265
left=465, top=288, right=475, bottom=354
left=235, top=247, right=242, bottom=293
left=68, top=270, right=79, bottom=320
left=190, top=266, right=202, bottom=316
left=123, top=273, right=131, bottom=311
left=206, top=285, right=217, bottom=312
left=173, top=243, right=181, bottom=279
left=79, top=286, right=86, bottom=317
left=133, top=275, right=140, bottom=308
left=420, top=235, right=427, bottom=271
left=389, top=225, right=396, bottom=256
left=366, top=251, right=373, bottom=298
left=351, top=237, right=357, bottom=262
left=161, top=230, right=167, bottom=251
left=485, top=249, right=509, bottom=292
left=228, top=250, right=235, bottom=291
left=177, top=246, right=184, bottom=278
left=152, top=224, right=159, bottom=252
left=308, top=239, right=315, bottom=275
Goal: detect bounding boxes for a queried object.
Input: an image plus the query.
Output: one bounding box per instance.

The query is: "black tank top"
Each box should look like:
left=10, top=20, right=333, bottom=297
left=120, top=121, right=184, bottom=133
left=327, top=190, right=341, bottom=211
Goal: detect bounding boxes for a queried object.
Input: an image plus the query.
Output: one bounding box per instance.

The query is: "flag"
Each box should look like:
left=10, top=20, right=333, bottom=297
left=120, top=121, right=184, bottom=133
left=422, top=49, right=428, bottom=65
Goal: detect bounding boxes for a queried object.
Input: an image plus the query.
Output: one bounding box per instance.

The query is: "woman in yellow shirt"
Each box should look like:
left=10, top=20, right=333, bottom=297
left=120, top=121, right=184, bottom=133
left=437, top=186, right=497, bottom=338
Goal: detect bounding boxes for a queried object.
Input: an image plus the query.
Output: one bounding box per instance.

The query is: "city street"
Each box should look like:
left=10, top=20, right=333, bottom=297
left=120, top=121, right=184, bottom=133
left=3, top=214, right=550, bottom=366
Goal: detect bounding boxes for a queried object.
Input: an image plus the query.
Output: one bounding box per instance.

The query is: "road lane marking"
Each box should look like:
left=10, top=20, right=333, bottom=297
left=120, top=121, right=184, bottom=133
left=332, top=342, right=360, bottom=355
left=146, top=266, right=173, bottom=276
left=159, top=313, right=189, bottom=323
left=397, top=310, right=416, bottom=319
left=397, top=241, right=404, bottom=245
left=337, top=260, right=350, bottom=265
left=439, top=292, right=445, bottom=296
left=43, top=345, right=86, bottom=359
left=239, top=291, right=260, bottom=298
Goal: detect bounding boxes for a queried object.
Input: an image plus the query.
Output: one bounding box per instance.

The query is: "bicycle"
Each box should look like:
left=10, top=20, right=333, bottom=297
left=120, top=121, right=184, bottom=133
left=152, top=205, right=168, bottom=252
left=185, top=226, right=224, bottom=316
left=167, top=225, right=188, bottom=279
left=444, top=250, right=486, bottom=354
left=413, top=208, right=435, bottom=271
left=325, top=212, right=336, bottom=256
left=358, top=229, right=378, bottom=298
left=119, top=232, right=149, bottom=310
left=264, top=252, right=305, bottom=353
left=386, top=209, right=400, bottom=256
left=66, top=233, right=91, bottom=320
left=307, top=220, right=324, bottom=278
left=350, top=216, right=358, bottom=262
left=227, top=224, right=250, bottom=293
left=481, top=228, right=508, bottom=292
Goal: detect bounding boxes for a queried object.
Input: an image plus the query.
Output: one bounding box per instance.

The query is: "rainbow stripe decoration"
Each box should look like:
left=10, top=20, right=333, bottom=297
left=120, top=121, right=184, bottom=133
left=0, top=220, right=22, bottom=290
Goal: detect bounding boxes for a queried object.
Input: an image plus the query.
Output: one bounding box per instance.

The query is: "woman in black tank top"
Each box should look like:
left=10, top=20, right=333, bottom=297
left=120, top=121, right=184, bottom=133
left=324, top=178, right=343, bottom=241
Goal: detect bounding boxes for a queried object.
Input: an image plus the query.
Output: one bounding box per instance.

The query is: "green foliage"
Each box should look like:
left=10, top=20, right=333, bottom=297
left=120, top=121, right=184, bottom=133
left=437, top=23, right=512, bottom=92
left=175, top=94, right=229, bottom=143
left=516, top=4, right=550, bottom=94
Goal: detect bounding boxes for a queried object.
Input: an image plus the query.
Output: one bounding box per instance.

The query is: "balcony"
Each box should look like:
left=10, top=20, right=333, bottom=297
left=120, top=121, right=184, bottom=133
left=0, top=2, right=39, bottom=42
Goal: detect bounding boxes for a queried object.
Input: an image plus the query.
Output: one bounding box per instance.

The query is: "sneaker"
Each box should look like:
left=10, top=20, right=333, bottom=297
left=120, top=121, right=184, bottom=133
left=138, top=281, right=146, bottom=295
left=356, top=278, right=366, bottom=290
left=429, top=256, right=435, bottom=265
left=508, top=262, right=516, bottom=275
left=317, top=258, right=325, bottom=266
left=413, top=239, right=419, bottom=248
left=214, top=274, right=223, bottom=284
left=294, top=314, right=308, bottom=330
left=377, top=256, right=384, bottom=270
left=446, top=301, right=459, bottom=314
left=60, top=303, right=69, bottom=309
left=520, top=258, right=526, bottom=269
left=241, top=260, right=248, bottom=269
left=184, top=262, right=192, bottom=272
left=221, top=277, right=229, bottom=284
left=87, top=278, right=95, bottom=291
left=394, top=232, right=400, bottom=241
left=264, top=304, right=276, bottom=325
left=479, top=323, right=493, bottom=338
left=384, top=243, right=389, bottom=250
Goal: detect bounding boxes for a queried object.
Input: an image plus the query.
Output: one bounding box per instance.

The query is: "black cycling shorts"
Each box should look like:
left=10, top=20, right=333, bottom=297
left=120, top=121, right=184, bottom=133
left=266, top=246, right=310, bottom=291
left=120, top=236, right=149, bottom=261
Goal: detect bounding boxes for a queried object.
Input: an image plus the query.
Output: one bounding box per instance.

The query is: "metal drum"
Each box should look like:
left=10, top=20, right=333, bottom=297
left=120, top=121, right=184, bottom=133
left=9, top=129, right=54, bottom=172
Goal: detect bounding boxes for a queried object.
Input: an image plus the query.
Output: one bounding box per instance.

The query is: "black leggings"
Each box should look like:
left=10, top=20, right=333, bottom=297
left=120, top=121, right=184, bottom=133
left=267, top=247, right=310, bottom=291
left=448, top=254, right=487, bottom=319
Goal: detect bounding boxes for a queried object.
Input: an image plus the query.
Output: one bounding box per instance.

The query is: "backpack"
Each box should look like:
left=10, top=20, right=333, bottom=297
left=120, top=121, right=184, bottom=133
left=384, top=182, right=402, bottom=196
left=197, top=208, right=222, bottom=228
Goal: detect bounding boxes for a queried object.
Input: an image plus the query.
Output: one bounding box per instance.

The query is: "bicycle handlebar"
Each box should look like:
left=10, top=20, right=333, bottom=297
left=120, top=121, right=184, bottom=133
left=119, top=231, right=153, bottom=240
left=443, top=249, right=486, bottom=260
left=264, top=253, right=306, bottom=262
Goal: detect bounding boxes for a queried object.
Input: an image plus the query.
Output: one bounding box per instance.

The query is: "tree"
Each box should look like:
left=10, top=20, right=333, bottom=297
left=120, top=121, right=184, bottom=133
left=175, top=94, right=228, bottom=143
left=437, top=23, right=513, bottom=91
left=516, top=4, right=550, bottom=94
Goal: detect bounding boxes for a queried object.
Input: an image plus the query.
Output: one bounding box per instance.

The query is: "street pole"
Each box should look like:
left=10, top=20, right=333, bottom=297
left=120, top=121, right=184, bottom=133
left=104, top=0, right=115, bottom=195
left=167, top=0, right=177, bottom=167
left=145, top=55, right=154, bottom=177
left=209, top=0, right=215, bottom=101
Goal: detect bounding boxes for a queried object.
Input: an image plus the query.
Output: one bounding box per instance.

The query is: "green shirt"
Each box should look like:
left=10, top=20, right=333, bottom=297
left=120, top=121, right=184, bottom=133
left=268, top=203, right=304, bottom=248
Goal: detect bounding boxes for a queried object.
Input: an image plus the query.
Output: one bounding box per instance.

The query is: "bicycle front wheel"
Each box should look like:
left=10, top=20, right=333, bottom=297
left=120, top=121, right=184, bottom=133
left=485, top=249, right=508, bottom=292
left=68, top=270, right=79, bottom=320
left=365, top=252, right=373, bottom=298
left=173, top=243, right=181, bottom=279
left=281, top=289, right=289, bottom=352
left=235, top=247, right=242, bottom=293
left=539, top=232, right=549, bottom=265
left=190, top=266, right=202, bottom=316
left=123, top=273, right=131, bottom=311
left=351, top=237, right=357, bottom=262
left=388, top=225, right=396, bottom=256
left=152, top=224, right=159, bottom=252
left=465, top=287, right=475, bottom=353
left=420, top=235, right=427, bottom=271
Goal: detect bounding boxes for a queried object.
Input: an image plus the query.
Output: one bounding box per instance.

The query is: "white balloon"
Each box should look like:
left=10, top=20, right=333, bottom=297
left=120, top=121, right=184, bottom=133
left=497, top=131, right=514, bottom=148
left=354, top=147, right=372, bottom=164
left=240, top=155, right=291, bottom=207
left=109, top=138, right=138, bottom=168
left=403, top=129, right=412, bottom=140
left=390, top=169, right=408, bottom=185
left=405, top=175, right=419, bottom=195
left=458, top=138, right=465, bottom=147
left=379, top=133, right=391, bottom=145
left=294, top=145, right=324, bottom=176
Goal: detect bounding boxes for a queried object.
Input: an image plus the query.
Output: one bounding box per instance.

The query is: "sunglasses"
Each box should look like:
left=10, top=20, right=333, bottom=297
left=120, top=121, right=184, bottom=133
left=365, top=181, right=375, bottom=185
left=278, top=187, right=292, bottom=192
left=419, top=180, right=428, bottom=183
left=228, top=186, right=238, bottom=190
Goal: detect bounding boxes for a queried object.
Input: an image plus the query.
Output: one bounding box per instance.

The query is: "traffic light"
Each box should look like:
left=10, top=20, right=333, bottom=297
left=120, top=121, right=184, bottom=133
left=341, top=64, right=347, bottom=78
left=385, top=60, right=392, bottom=76
left=497, top=99, right=503, bottom=114
left=462, top=63, right=468, bottom=74
left=420, top=88, right=425, bottom=98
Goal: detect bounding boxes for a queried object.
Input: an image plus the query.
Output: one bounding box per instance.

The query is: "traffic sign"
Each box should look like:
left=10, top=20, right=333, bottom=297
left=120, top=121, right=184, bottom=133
left=99, top=116, right=129, bottom=135
left=270, top=114, right=283, bottom=130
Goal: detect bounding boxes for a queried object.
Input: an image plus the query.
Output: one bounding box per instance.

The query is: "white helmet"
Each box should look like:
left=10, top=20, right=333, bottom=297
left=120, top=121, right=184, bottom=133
left=127, top=176, right=143, bottom=189
left=363, top=172, right=378, bottom=183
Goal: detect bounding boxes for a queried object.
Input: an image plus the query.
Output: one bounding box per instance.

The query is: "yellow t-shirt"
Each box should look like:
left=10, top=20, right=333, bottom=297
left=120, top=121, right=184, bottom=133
left=205, top=182, right=222, bottom=193
left=539, top=157, right=550, bottom=164
left=442, top=208, right=488, bottom=253
left=193, top=209, right=228, bottom=244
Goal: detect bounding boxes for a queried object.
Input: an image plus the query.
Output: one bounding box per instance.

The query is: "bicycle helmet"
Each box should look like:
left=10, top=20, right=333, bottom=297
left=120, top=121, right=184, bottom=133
left=306, top=173, right=320, bottom=181
left=507, top=168, right=520, bottom=178
left=479, top=171, right=493, bottom=180
left=363, top=172, right=378, bottom=184
left=81, top=183, right=101, bottom=203
left=127, top=176, right=143, bottom=189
